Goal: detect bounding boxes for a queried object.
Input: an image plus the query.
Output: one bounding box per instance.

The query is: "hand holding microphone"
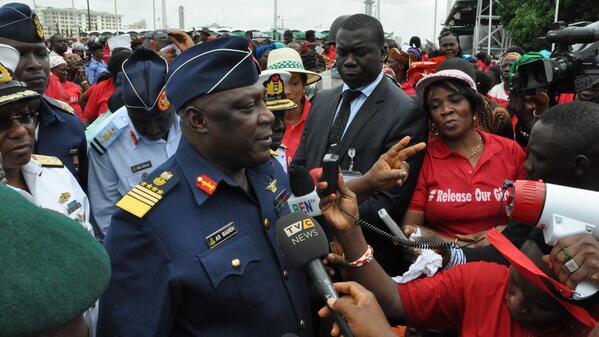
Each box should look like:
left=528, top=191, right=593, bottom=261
left=317, top=282, right=397, bottom=337
left=276, top=213, right=354, bottom=337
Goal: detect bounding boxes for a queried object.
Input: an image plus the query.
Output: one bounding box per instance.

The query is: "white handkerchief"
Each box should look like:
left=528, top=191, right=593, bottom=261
left=392, top=249, right=443, bottom=284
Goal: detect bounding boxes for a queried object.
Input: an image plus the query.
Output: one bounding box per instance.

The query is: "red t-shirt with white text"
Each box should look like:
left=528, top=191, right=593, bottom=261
left=408, top=130, right=526, bottom=237
left=398, top=262, right=590, bottom=337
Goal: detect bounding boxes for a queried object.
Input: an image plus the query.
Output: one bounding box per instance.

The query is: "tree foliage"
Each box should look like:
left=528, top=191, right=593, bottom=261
left=498, top=0, right=599, bottom=51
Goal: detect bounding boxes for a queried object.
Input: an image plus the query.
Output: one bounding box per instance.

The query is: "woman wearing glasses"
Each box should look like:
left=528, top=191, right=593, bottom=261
left=0, top=45, right=94, bottom=237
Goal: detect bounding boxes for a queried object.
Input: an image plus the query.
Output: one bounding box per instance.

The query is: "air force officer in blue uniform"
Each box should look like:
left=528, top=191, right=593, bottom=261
left=98, top=37, right=313, bottom=337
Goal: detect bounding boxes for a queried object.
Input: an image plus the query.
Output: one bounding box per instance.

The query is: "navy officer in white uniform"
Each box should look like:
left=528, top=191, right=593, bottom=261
left=97, top=36, right=313, bottom=337
left=0, top=43, right=98, bottom=334
left=87, top=48, right=181, bottom=235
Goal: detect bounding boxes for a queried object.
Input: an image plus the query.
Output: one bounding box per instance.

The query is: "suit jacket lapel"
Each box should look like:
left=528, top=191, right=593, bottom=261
left=336, top=78, right=388, bottom=162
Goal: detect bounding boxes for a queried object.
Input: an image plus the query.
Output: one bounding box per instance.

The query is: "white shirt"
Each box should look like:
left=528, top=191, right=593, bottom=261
left=334, top=70, right=385, bottom=136
left=271, top=147, right=288, bottom=173
left=87, top=106, right=181, bottom=235
left=17, top=156, right=94, bottom=235
left=489, top=82, right=510, bottom=101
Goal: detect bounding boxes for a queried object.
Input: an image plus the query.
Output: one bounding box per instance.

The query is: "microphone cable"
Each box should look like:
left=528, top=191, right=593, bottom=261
left=334, top=201, right=459, bottom=250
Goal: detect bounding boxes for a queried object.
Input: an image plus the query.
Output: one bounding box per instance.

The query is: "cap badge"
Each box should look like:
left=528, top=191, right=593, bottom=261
left=32, top=14, right=44, bottom=40
left=0, top=64, right=13, bottom=83
left=157, top=90, right=170, bottom=112
left=265, top=74, right=284, bottom=98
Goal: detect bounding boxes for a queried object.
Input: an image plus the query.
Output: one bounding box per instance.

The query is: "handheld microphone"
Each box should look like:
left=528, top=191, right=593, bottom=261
left=378, top=208, right=410, bottom=241
left=287, top=166, right=321, bottom=217
left=276, top=212, right=354, bottom=337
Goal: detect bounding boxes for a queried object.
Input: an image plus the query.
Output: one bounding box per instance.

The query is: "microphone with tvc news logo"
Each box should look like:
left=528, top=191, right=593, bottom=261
left=276, top=212, right=354, bottom=337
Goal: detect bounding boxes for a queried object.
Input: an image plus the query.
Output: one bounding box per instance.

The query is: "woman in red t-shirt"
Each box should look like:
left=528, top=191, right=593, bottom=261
left=48, top=55, right=82, bottom=117
left=403, top=69, right=526, bottom=245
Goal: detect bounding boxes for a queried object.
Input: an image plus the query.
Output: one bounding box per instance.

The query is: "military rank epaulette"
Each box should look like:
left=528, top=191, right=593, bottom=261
left=116, top=170, right=179, bottom=218
left=90, top=118, right=127, bottom=155
left=31, top=154, right=64, bottom=167
left=43, top=95, right=75, bottom=115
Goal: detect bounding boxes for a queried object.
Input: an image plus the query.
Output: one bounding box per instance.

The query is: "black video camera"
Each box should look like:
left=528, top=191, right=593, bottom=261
left=511, top=20, right=599, bottom=96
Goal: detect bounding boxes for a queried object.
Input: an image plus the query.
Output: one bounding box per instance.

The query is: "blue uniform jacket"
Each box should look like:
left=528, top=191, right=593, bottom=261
left=36, top=96, right=88, bottom=189
left=97, top=137, right=313, bottom=337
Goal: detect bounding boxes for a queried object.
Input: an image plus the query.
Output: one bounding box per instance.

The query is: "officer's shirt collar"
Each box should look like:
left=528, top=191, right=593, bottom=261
left=174, top=137, right=275, bottom=206
left=129, top=114, right=181, bottom=148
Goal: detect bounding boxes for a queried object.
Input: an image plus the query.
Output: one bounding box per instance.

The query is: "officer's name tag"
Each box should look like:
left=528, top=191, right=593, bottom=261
left=206, top=222, right=238, bottom=249
left=67, top=200, right=82, bottom=215
left=130, top=161, right=152, bottom=173
left=274, top=189, right=290, bottom=211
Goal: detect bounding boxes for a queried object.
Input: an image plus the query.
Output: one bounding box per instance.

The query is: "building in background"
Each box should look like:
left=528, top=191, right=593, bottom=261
left=125, top=19, right=147, bottom=30
left=178, top=6, right=185, bottom=29
left=37, top=6, right=123, bottom=36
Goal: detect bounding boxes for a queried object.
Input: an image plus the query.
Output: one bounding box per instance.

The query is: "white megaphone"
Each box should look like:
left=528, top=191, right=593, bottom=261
left=506, top=180, right=599, bottom=300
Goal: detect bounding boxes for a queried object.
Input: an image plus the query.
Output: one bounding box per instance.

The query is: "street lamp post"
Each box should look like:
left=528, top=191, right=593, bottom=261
left=114, top=0, right=119, bottom=32
left=153, top=0, right=157, bottom=30
left=487, top=0, right=492, bottom=54
left=433, top=0, right=438, bottom=40
left=86, top=0, right=91, bottom=31
left=274, top=0, right=278, bottom=40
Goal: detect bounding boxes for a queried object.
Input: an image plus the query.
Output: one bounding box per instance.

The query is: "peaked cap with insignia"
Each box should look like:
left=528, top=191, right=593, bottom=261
left=259, top=70, right=296, bottom=111
left=0, top=43, right=39, bottom=107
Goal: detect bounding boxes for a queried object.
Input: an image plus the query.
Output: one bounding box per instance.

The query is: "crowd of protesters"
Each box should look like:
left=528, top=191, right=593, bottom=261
left=0, top=3, right=598, bottom=337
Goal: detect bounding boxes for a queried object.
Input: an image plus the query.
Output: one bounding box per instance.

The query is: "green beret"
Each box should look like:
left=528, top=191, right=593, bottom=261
left=0, top=185, right=110, bottom=337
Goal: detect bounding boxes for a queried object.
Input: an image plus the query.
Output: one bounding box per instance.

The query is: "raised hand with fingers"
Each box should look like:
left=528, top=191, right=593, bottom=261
left=342, top=136, right=426, bottom=202
left=169, top=30, right=194, bottom=52
left=363, top=136, right=426, bottom=191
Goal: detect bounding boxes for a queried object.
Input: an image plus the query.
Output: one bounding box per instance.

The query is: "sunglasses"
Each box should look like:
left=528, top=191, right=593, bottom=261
left=0, top=111, right=38, bottom=131
left=144, top=30, right=169, bottom=40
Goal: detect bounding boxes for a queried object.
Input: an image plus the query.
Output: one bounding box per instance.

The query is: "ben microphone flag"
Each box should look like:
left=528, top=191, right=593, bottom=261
left=287, top=166, right=321, bottom=217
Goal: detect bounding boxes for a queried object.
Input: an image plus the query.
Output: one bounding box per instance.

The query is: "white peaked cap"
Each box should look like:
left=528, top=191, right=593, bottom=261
left=0, top=44, right=20, bottom=71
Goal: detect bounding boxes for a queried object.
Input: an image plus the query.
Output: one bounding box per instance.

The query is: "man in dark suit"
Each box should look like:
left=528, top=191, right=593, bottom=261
left=292, top=14, right=427, bottom=274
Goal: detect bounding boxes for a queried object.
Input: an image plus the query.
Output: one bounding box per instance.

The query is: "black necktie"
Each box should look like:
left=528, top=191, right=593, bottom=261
left=326, top=89, right=362, bottom=153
